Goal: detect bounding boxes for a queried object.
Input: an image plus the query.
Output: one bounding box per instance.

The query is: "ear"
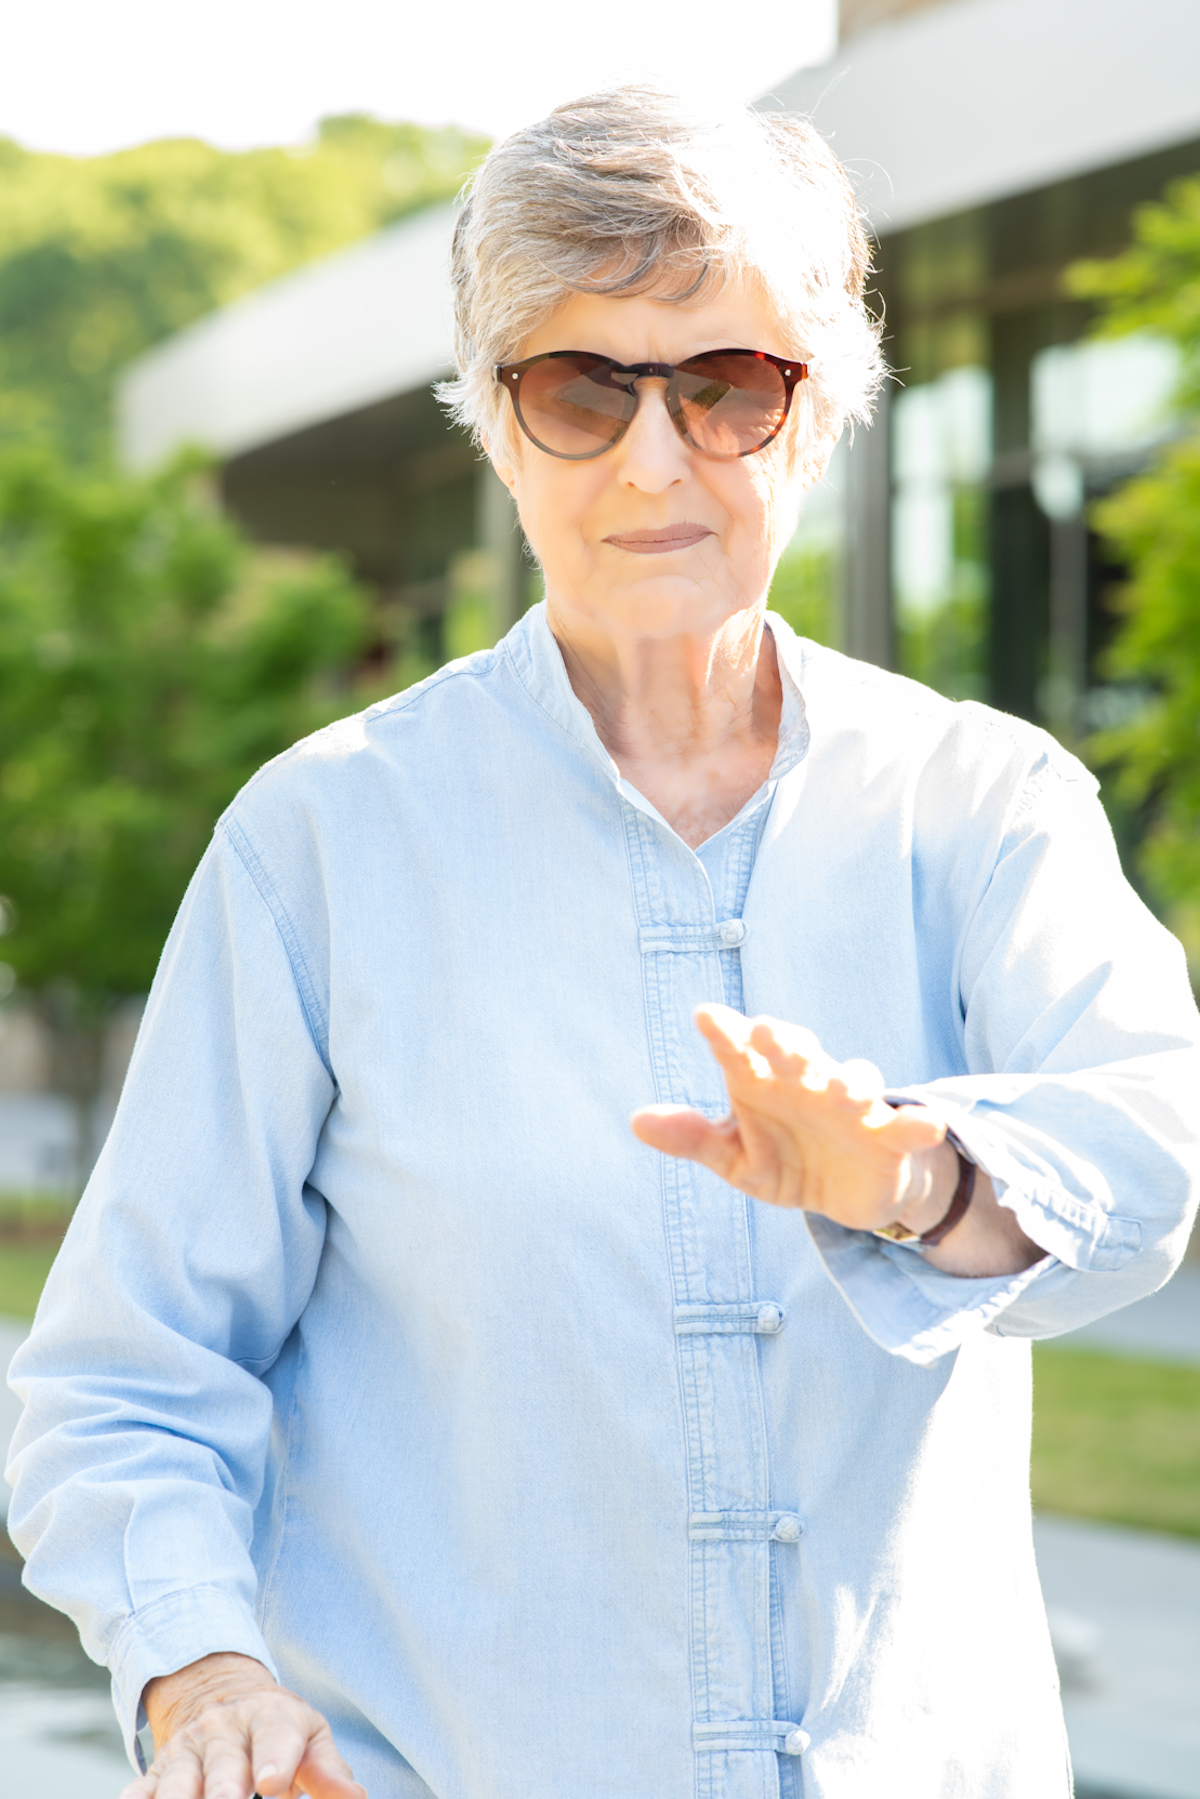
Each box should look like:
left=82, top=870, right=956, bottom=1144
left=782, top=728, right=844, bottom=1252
left=480, top=428, right=519, bottom=498
left=803, top=431, right=839, bottom=487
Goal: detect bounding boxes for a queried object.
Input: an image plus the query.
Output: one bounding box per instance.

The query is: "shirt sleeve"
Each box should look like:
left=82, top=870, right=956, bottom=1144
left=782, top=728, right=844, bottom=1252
left=806, top=753, right=1200, bottom=1366
left=5, top=822, right=335, bottom=1763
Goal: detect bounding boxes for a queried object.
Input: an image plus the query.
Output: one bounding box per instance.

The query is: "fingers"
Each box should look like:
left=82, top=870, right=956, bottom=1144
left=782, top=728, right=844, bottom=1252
left=129, top=1740, right=204, bottom=1799
left=244, top=1707, right=311, bottom=1797
left=697, top=1011, right=937, bottom=1138
left=631, top=1104, right=742, bottom=1179
left=698, top=1007, right=851, bottom=1107
left=121, top=1772, right=165, bottom=1799
left=123, top=1692, right=366, bottom=1799
left=636, top=1011, right=951, bottom=1222
left=745, top=1015, right=828, bottom=1080
left=693, top=1005, right=776, bottom=1086
left=293, top=1721, right=368, bottom=1799
left=880, top=1105, right=947, bottom=1152
left=196, top=1726, right=257, bottom=1799
left=698, top=1006, right=831, bottom=1086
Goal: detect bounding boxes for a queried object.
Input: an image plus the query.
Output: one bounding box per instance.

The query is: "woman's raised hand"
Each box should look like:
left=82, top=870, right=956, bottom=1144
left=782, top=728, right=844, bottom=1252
left=631, top=1004, right=951, bottom=1235
left=122, top=1653, right=366, bottom=1799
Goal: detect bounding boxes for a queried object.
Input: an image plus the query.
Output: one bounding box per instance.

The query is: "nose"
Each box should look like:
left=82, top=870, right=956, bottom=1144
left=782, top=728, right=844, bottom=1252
left=612, top=377, right=691, bottom=491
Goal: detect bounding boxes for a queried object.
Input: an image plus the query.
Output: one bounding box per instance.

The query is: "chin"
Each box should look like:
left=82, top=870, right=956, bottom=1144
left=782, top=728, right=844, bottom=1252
left=636, top=597, right=762, bottom=643
left=597, top=579, right=748, bottom=636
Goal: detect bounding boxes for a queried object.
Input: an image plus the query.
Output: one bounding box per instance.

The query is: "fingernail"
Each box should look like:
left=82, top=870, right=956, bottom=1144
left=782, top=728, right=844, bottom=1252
left=255, top=1765, right=278, bottom=1785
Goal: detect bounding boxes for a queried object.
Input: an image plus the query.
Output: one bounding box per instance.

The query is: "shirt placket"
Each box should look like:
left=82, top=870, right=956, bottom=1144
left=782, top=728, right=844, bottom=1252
left=623, top=802, right=807, bottom=1799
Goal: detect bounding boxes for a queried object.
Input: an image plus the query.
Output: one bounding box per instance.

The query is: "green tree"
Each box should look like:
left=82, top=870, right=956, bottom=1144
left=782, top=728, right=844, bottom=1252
left=0, top=447, right=374, bottom=1176
left=1067, top=177, right=1200, bottom=952
left=0, top=116, right=488, bottom=459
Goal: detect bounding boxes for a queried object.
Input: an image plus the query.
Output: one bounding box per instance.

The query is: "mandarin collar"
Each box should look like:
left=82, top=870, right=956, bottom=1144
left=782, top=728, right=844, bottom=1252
left=505, top=601, right=811, bottom=792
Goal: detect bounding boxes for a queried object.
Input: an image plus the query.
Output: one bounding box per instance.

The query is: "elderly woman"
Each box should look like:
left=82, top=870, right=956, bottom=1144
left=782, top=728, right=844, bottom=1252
left=8, top=88, right=1200, bottom=1799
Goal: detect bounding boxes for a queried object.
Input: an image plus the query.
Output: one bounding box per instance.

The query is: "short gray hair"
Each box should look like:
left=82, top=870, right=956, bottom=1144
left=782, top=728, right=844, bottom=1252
left=438, top=86, right=884, bottom=463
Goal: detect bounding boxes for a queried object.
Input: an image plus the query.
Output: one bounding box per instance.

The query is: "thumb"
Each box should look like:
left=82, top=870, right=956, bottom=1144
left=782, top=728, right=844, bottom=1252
left=285, top=1722, right=366, bottom=1799
left=631, top=1105, right=741, bottom=1176
left=877, top=1105, right=948, bottom=1153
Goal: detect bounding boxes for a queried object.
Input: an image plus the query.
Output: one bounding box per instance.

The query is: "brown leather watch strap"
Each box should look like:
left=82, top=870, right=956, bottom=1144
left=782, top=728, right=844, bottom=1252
left=917, top=1149, right=977, bottom=1247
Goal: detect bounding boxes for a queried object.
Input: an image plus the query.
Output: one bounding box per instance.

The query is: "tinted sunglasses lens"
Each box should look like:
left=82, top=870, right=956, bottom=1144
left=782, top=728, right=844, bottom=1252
left=516, top=357, right=635, bottom=457
left=675, top=353, right=788, bottom=457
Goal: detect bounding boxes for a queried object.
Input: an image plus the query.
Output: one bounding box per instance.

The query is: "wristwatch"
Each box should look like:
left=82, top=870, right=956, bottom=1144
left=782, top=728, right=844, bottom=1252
left=873, top=1146, right=977, bottom=1249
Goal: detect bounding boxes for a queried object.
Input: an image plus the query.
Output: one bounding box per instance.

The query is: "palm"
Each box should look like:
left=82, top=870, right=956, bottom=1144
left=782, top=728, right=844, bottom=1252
left=632, top=1004, right=946, bottom=1232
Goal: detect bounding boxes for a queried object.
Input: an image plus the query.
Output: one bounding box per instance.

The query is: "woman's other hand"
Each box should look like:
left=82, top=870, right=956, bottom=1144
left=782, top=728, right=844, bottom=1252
left=122, top=1653, right=366, bottom=1799
left=631, top=1004, right=1042, bottom=1276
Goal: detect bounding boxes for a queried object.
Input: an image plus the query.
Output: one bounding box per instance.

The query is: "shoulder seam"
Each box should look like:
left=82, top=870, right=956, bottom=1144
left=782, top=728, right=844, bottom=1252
left=359, top=644, right=506, bottom=726
left=220, top=818, right=332, bottom=1078
left=1006, top=746, right=1097, bottom=833
left=217, top=649, right=507, bottom=823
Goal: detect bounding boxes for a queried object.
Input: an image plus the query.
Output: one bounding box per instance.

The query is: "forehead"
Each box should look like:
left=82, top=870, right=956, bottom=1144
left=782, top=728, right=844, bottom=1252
left=518, top=281, right=787, bottom=365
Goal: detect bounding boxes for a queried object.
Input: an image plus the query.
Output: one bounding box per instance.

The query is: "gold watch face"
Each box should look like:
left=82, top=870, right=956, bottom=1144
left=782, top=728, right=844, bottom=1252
left=872, top=1221, right=923, bottom=1244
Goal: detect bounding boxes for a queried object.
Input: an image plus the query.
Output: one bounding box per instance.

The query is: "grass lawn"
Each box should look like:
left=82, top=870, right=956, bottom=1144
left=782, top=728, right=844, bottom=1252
left=0, top=1195, right=71, bottom=1321
left=1032, top=1345, right=1200, bottom=1538
left=0, top=1241, right=64, bottom=1320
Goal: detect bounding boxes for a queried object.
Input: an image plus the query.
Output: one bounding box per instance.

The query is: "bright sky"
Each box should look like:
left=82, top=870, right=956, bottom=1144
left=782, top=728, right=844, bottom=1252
left=0, top=0, right=838, bottom=156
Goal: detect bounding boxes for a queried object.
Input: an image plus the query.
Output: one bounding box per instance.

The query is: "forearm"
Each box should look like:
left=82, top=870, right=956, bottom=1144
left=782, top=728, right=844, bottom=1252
left=893, top=1138, right=1044, bottom=1278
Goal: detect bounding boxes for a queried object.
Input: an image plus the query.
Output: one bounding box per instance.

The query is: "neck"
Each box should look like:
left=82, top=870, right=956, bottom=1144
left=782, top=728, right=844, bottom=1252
left=548, top=598, right=777, bottom=765
left=545, top=595, right=783, bottom=849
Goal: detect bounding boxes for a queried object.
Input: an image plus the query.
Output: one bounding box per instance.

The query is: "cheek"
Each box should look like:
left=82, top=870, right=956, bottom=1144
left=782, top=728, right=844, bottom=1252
left=513, top=467, right=602, bottom=569
left=720, top=461, right=795, bottom=555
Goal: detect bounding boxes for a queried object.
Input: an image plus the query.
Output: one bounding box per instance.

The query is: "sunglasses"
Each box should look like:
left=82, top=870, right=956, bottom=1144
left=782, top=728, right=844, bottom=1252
left=494, top=349, right=808, bottom=462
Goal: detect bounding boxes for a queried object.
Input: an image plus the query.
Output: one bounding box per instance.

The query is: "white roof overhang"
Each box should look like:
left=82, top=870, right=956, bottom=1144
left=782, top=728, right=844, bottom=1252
left=118, top=0, right=1200, bottom=471
left=761, top=0, right=1200, bottom=237
left=117, top=201, right=458, bottom=471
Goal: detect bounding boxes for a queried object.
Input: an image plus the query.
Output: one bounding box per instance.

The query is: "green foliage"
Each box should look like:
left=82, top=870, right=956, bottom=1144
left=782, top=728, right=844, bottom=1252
left=1032, top=1345, right=1200, bottom=1539
left=0, top=448, right=373, bottom=1002
left=768, top=542, right=837, bottom=646
left=0, top=117, right=488, bottom=459
left=1067, top=176, right=1200, bottom=922
left=1068, top=173, right=1200, bottom=410
left=1087, top=441, right=1200, bottom=906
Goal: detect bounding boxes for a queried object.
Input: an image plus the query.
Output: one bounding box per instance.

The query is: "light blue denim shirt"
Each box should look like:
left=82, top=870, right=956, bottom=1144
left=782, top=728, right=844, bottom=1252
left=9, top=605, right=1200, bottom=1799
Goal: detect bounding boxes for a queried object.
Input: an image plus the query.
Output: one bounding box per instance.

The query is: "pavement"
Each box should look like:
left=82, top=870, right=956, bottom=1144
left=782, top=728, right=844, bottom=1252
left=0, top=1311, right=129, bottom=1797
left=0, top=1679, right=129, bottom=1799
left=1038, top=1514, right=1200, bottom=1799
left=0, top=1272, right=1197, bottom=1799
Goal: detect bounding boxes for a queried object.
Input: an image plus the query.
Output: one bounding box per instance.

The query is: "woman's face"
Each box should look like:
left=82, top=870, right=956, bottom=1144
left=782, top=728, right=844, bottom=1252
left=490, top=286, right=822, bottom=647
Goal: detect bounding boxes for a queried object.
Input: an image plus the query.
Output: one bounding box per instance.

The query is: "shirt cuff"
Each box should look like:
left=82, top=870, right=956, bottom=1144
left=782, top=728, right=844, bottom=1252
left=806, top=1210, right=1056, bottom=1364
left=106, top=1584, right=278, bottom=1771
left=885, top=1088, right=1143, bottom=1274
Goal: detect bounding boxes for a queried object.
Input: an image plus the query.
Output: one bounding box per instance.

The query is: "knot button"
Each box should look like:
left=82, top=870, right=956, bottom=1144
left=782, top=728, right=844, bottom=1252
left=756, top=1302, right=784, bottom=1334
left=783, top=1728, right=810, bottom=1756
left=717, top=919, right=746, bottom=947
left=773, top=1513, right=803, bottom=1543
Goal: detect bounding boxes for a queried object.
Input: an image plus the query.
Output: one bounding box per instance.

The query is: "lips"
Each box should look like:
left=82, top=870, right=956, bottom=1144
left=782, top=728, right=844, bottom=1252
left=603, top=524, right=714, bottom=554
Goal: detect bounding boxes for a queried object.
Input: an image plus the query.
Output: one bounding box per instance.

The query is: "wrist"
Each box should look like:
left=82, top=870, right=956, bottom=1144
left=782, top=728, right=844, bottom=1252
left=144, top=1651, right=277, bottom=1747
left=874, top=1135, right=977, bottom=1247
left=895, top=1137, right=960, bottom=1237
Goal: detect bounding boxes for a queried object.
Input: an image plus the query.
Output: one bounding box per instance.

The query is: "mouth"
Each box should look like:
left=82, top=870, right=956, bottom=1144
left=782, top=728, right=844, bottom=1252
left=602, top=524, right=715, bottom=555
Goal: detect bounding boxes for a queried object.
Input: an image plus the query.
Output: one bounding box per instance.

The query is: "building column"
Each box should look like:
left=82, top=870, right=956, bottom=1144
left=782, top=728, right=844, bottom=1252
left=841, top=393, right=893, bottom=669
left=1044, top=505, right=1089, bottom=740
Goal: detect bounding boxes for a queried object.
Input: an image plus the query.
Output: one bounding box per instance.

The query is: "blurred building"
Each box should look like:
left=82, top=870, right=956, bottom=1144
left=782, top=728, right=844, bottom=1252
left=118, top=0, right=1200, bottom=731
left=119, top=204, right=523, bottom=667
left=773, top=0, right=1200, bottom=734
